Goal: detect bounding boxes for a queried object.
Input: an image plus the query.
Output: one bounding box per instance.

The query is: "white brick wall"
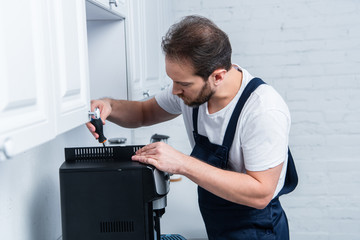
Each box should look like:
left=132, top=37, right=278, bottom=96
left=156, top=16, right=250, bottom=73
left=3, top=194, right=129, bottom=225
left=134, top=0, right=360, bottom=239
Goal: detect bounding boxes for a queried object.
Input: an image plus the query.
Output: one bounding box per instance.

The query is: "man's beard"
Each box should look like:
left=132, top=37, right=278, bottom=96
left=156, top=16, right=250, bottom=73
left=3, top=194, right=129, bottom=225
left=178, top=81, right=214, bottom=107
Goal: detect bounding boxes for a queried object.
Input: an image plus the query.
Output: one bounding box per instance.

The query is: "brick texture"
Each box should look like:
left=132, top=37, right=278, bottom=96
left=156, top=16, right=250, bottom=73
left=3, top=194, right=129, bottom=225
left=134, top=1, right=360, bottom=239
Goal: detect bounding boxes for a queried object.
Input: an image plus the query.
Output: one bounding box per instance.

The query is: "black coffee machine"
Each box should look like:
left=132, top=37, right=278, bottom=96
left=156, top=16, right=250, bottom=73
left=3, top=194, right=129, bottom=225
left=59, top=145, right=176, bottom=240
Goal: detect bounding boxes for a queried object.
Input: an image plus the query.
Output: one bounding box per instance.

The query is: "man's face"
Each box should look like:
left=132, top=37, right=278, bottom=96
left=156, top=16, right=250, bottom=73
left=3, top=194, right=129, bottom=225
left=165, top=58, right=214, bottom=107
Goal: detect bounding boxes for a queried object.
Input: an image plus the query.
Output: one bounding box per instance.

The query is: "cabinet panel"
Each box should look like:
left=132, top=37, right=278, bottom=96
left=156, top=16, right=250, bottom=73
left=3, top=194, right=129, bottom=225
left=127, top=0, right=171, bottom=101
left=129, top=0, right=143, bottom=87
left=126, top=0, right=144, bottom=101
left=143, top=0, right=161, bottom=84
left=51, top=0, right=90, bottom=134
left=110, top=0, right=127, bottom=17
left=0, top=0, right=55, bottom=158
left=87, top=20, right=128, bottom=100
left=88, top=0, right=127, bottom=18
left=86, top=3, right=131, bottom=142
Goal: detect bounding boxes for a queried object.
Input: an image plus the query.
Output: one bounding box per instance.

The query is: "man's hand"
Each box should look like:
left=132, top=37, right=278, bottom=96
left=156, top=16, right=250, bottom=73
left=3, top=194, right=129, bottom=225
left=86, top=99, right=112, bottom=139
left=131, top=142, right=189, bottom=174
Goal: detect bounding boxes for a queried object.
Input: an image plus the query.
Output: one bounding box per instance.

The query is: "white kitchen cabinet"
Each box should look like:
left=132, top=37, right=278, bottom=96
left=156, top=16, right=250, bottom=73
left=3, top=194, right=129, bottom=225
left=85, top=0, right=132, bottom=143
left=0, top=0, right=56, bottom=159
left=50, top=0, right=90, bottom=135
left=0, top=0, right=90, bottom=160
left=127, top=0, right=172, bottom=100
left=62, top=1, right=132, bottom=148
left=88, top=0, right=128, bottom=18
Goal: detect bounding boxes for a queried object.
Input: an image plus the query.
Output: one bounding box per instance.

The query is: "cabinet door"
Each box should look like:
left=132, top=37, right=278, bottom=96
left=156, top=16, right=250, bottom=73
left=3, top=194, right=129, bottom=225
left=110, top=0, right=128, bottom=17
left=50, top=0, right=90, bottom=135
left=0, top=0, right=56, bottom=158
left=142, top=0, right=163, bottom=96
left=126, top=0, right=144, bottom=100
left=88, top=0, right=127, bottom=17
left=127, top=0, right=165, bottom=100
left=158, top=0, right=172, bottom=91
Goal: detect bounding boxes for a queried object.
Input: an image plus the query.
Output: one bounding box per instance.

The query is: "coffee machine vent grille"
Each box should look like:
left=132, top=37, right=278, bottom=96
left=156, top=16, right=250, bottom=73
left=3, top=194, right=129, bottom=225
left=100, top=220, right=135, bottom=233
left=64, top=145, right=144, bottom=163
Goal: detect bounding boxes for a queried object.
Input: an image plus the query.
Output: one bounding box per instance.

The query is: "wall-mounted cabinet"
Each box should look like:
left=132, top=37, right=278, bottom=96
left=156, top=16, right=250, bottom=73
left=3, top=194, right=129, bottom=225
left=127, top=0, right=172, bottom=100
left=89, top=0, right=128, bottom=17
left=0, top=0, right=56, bottom=159
left=0, top=0, right=172, bottom=159
left=0, top=0, right=90, bottom=160
left=65, top=0, right=132, bottom=147
left=50, top=0, right=90, bottom=135
left=86, top=0, right=128, bottom=101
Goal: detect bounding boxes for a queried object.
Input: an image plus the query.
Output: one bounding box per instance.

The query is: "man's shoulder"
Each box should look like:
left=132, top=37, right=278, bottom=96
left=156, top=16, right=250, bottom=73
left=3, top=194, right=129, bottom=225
left=155, top=87, right=184, bottom=115
left=242, top=83, right=290, bottom=119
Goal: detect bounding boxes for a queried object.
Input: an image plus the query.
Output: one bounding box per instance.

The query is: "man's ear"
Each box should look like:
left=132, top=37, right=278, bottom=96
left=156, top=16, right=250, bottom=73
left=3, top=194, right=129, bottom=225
left=211, top=69, right=227, bottom=86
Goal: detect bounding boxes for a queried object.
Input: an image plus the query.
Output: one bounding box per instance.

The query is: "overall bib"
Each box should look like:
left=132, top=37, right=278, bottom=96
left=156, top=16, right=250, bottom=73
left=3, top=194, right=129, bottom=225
left=190, top=78, right=298, bottom=240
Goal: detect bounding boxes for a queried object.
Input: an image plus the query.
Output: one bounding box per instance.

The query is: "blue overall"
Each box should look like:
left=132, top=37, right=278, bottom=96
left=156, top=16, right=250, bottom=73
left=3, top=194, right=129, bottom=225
left=190, top=78, right=298, bottom=240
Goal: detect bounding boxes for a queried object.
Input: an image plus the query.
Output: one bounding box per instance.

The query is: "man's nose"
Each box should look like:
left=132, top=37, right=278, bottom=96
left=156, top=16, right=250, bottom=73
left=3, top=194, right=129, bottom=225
left=172, top=84, right=182, bottom=95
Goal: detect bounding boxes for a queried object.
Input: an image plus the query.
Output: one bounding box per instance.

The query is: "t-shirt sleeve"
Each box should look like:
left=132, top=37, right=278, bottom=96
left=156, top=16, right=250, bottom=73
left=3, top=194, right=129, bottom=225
left=241, top=109, right=290, bottom=171
left=155, top=86, right=183, bottom=115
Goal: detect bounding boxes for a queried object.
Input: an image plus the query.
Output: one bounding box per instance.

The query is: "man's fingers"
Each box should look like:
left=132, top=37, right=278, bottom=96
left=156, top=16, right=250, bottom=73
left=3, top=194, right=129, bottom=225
left=137, top=148, right=158, bottom=156
left=136, top=143, right=158, bottom=154
left=85, top=122, right=99, bottom=139
left=132, top=155, right=158, bottom=167
left=86, top=122, right=95, bottom=131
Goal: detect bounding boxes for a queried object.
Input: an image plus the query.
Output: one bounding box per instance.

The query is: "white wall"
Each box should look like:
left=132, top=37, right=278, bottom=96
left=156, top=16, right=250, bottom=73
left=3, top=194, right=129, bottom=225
left=0, top=134, right=66, bottom=240
left=152, top=0, right=360, bottom=239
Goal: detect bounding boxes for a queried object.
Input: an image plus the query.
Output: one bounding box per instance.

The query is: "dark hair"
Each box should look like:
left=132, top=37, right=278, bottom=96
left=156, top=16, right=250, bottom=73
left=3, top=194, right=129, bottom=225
left=161, top=15, right=232, bottom=80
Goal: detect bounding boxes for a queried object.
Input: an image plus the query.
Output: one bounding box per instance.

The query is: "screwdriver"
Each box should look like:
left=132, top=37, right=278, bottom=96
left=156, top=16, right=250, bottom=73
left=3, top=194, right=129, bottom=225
left=89, top=108, right=107, bottom=147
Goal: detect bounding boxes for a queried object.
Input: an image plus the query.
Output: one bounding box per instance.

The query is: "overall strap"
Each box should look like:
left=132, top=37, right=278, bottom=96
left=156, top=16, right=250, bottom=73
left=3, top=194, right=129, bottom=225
left=222, top=78, right=266, bottom=148
left=192, top=107, right=199, bottom=134
left=277, top=148, right=298, bottom=196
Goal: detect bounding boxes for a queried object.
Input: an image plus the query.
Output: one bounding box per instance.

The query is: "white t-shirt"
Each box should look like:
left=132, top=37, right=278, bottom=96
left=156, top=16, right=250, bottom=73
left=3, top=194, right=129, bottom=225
left=155, top=65, right=291, bottom=198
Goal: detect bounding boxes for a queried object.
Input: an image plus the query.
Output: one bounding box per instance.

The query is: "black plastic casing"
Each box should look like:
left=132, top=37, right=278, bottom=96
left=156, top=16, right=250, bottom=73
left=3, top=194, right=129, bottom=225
left=59, top=146, right=166, bottom=240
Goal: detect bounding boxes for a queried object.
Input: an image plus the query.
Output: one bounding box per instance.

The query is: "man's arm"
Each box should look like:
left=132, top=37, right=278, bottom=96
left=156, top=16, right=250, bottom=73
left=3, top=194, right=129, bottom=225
left=181, top=155, right=283, bottom=209
left=132, top=142, right=283, bottom=209
left=106, top=97, right=178, bottom=127
left=87, top=97, right=179, bottom=138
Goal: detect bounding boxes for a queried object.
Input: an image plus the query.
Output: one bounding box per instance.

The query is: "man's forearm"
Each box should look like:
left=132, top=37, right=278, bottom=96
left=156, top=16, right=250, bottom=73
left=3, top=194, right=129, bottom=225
left=105, top=98, right=145, bottom=128
left=180, top=156, right=282, bottom=209
left=104, top=97, right=178, bottom=128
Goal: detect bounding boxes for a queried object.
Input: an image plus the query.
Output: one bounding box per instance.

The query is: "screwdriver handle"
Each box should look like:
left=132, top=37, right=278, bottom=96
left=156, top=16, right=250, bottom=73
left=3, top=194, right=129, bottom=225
left=90, top=118, right=107, bottom=143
